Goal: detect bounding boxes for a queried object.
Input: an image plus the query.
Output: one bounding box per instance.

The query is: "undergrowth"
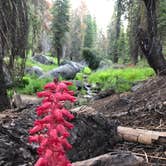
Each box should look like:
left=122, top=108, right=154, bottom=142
left=9, top=66, right=155, bottom=96
left=88, top=67, right=155, bottom=92
left=9, top=75, right=52, bottom=95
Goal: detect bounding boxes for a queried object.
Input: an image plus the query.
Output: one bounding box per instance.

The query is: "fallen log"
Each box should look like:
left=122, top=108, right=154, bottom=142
left=117, top=126, right=166, bottom=144
left=73, top=151, right=144, bottom=166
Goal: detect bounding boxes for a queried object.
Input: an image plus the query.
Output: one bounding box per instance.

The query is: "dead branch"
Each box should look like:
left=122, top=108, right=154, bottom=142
left=117, top=126, right=166, bottom=144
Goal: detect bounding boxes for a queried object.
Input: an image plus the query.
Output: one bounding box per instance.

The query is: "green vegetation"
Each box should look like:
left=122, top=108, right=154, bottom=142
left=83, top=67, right=92, bottom=75
left=75, top=67, right=92, bottom=81
left=88, top=67, right=155, bottom=92
left=84, top=14, right=97, bottom=48
left=8, top=76, right=52, bottom=96
left=52, top=0, right=70, bottom=65
left=82, top=48, right=100, bottom=70
left=17, top=66, right=154, bottom=95
left=19, top=76, right=51, bottom=94
left=25, top=57, right=57, bottom=72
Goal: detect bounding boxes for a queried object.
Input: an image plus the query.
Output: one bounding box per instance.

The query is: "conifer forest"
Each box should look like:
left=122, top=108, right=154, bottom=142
left=0, top=0, right=166, bottom=165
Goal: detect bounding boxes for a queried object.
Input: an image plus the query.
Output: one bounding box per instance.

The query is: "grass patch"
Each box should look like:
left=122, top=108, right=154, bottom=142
left=25, top=57, right=58, bottom=72
left=88, top=67, right=155, bottom=92
left=9, top=64, right=155, bottom=95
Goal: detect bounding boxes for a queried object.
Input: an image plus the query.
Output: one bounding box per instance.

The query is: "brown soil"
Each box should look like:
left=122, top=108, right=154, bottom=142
left=88, top=76, right=166, bottom=165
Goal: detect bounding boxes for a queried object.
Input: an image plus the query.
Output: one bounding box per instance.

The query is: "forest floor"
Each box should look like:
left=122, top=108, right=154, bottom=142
left=0, top=76, right=166, bottom=165
left=88, top=75, right=166, bottom=165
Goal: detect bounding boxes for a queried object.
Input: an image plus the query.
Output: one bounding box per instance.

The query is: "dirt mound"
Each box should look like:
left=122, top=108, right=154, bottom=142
left=89, top=76, right=166, bottom=165
left=90, top=76, right=166, bottom=130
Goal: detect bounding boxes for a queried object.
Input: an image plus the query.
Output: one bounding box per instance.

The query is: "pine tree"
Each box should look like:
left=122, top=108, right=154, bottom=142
left=68, top=9, right=82, bottom=61
left=52, top=0, right=70, bottom=65
left=83, top=14, right=97, bottom=48
left=128, top=0, right=141, bottom=64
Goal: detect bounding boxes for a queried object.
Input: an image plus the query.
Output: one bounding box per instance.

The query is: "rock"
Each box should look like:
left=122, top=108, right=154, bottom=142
left=112, top=64, right=126, bottom=69
left=61, top=60, right=84, bottom=72
left=32, top=54, right=54, bottom=65
left=20, top=95, right=42, bottom=105
left=40, top=61, right=84, bottom=80
left=93, top=89, right=115, bottom=100
left=2, top=64, right=13, bottom=87
left=98, top=59, right=113, bottom=70
left=131, top=82, right=144, bottom=92
left=25, top=66, right=44, bottom=77
left=12, top=92, right=23, bottom=108
left=72, top=80, right=85, bottom=91
left=73, top=152, right=144, bottom=166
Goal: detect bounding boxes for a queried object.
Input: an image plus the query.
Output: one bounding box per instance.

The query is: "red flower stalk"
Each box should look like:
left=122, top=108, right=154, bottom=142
left=29, top=79, right=76, bottom=166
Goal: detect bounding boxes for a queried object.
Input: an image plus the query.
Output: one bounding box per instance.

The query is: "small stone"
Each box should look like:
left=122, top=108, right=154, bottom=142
left=163, top=101, right=166, bottom=106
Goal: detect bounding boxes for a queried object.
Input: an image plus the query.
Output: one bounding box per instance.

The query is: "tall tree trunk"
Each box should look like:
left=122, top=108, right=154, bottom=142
left=129, top=1, right=141, bottom=65
left=0, top=45, right=10, bottom=111
left=139, top=0, right=166, bottom=75
left=113, top=0, right=122, bottom=63
left=57, top=45, right=62, bottom=66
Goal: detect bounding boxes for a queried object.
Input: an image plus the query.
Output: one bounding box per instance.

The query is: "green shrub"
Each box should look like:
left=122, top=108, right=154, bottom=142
left=22, top=76, right=30, bottom=86
left=83, top=67, right=92, bottom=75
left=75, top=67, right=91, bottom=81
left=68, top=84, right=77, bottom=92
left=7, top=90, right=14, bottom=98
left=19, top=76, right=52, bottom=94
left=82, top=48, right=100, bottom=70
left=75, top=73, right=84, bottom=81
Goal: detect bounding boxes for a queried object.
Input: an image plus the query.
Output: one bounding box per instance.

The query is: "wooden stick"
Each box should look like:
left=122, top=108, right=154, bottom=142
left=117, top=126, right=166, bottom=144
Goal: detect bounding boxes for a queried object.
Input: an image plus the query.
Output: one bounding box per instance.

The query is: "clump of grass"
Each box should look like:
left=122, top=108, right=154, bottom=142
left=88, top=67, right=155, bottom=92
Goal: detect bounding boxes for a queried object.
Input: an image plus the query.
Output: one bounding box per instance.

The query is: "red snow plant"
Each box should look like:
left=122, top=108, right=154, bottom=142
left=29, top=78, right=76, bottom=166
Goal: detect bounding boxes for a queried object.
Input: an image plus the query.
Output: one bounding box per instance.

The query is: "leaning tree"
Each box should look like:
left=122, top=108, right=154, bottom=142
left=0, top=0, right=29, bottom=111
left=139, top=0, right=166, bottom=75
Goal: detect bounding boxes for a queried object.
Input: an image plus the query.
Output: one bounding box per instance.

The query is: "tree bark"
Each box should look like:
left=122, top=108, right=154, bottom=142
left=139, top=0, right=166, bottom=75
left=113, top=0, right=122, bottom=63
left=130, top=1, right=141, bottom=65
left=0, top=46, right=10, bottom=111
left=57, top=45, right=62, bottom=66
